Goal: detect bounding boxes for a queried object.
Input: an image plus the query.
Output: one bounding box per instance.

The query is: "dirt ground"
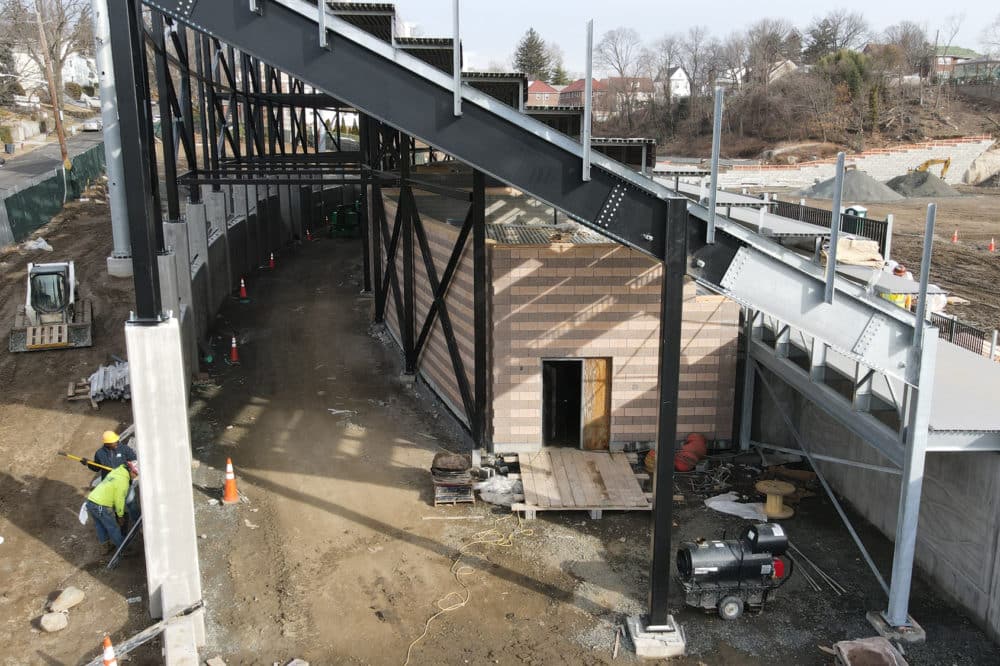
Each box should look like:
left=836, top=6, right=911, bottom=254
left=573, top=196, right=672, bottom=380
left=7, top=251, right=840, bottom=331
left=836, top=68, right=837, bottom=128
left=0, top=192, right=159, bottom=665
left=189, top=236, right=996, bottom=665
left=2, top=193, right=998, bottom=665
left=861, top=187, right=1000, bottom=331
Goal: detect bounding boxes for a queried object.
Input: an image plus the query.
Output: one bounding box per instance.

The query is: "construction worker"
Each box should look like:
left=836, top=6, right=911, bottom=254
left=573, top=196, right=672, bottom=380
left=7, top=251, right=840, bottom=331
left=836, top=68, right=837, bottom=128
left=85, top=461, right=138, bottom=553
left=80, top=431, right=137, bottom=480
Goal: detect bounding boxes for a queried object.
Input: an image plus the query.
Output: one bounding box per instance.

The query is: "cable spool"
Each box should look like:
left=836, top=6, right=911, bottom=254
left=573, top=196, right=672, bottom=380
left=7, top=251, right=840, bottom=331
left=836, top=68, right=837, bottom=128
left=756, top=479, right=795, bottom=519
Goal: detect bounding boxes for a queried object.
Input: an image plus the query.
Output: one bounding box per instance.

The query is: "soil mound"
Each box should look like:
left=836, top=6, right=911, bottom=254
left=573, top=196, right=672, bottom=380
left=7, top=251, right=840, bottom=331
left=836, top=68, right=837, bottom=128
left=801, top=170, right=904, bottom=202
left=885, top=171, right=961, bottom=197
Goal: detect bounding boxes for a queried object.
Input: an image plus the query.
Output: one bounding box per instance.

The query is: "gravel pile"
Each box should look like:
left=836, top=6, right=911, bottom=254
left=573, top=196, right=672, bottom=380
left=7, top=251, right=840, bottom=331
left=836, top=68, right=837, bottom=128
left=885, top=171, right=961, bottom=197
left=801, top=170, right=904, bottom=202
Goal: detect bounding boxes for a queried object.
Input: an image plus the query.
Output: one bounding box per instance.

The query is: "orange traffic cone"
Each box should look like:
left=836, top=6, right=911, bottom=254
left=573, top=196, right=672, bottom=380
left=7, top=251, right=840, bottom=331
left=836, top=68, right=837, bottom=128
left=102, top=636, right=118, bottom=666
left=229, top=336, right=240, bottom=364
left=990, top=238, right=996, bottom=253
left=222, top=458, right=239, bottom=504
left=238, top=277, right=250, bottom=302
left=952, top=229, right=958, bottom=243
left=268, top=252, right=276, bottom=270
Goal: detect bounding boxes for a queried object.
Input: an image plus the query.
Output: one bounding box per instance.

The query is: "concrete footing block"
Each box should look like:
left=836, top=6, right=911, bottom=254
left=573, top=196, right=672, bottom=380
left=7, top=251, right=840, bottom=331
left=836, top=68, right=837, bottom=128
left=866, top=610, right=926, bottom=644
left=399, top=372, right=416, bottom=385
left=625, top=615, right=687, bottom=659
left=107, top=255, right=133, bottom=278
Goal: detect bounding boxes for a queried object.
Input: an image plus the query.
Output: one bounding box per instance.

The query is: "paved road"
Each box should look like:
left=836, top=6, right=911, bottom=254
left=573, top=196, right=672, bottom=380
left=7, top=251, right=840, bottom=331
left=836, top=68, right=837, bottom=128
left=0, top=131, right=105, bottom=196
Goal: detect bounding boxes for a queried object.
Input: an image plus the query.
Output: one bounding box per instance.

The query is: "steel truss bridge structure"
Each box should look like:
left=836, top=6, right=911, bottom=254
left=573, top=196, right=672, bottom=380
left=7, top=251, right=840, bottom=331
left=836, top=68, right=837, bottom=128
left=101, top=0, right=1000, bottom=660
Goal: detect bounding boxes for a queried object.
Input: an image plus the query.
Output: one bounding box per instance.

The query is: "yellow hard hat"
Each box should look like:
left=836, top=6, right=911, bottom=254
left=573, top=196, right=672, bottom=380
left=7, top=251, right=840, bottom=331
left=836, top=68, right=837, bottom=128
left=102, top=431, right=120, bottom=445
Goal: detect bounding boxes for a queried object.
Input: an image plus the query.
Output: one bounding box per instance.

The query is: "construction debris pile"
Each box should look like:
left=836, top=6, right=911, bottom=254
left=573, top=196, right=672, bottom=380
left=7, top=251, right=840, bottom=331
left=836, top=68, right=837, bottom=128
left=88, top=360, right=131, bottom=402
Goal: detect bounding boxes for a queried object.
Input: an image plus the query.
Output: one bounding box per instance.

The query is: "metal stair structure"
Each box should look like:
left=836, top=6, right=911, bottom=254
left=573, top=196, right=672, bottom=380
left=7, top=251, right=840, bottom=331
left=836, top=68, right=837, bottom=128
left=115, top=0, right=1000, bottom=656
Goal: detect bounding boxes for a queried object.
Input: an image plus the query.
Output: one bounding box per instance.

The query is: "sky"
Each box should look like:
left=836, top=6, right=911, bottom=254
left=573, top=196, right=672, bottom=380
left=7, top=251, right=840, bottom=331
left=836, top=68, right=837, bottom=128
left=390, top=0, right=995, bottom=75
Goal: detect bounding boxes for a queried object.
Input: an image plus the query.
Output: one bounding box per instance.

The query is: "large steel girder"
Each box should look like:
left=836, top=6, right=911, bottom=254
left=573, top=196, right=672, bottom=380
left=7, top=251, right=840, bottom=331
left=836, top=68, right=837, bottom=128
left=143, top=0, right=671, bottom=257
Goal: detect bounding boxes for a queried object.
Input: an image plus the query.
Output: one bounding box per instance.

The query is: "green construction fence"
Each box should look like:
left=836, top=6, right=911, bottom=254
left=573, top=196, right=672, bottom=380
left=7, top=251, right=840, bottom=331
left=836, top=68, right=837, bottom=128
left=1, top=143, right=107, bottom=244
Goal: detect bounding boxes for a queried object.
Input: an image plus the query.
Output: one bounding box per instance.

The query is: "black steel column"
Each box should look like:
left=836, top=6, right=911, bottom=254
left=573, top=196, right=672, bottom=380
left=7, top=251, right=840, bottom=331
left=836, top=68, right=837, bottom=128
left=107, top=0, right=161, bottom=320
left=371, top=119, right=384, bottom=318
left=648, top=199, right=688, bottom=627
left=202, top=35, right=220, bottom=191
left=152, top=12, right=179, bottom=222
left=174, top=23, right=200, bottom=204
left=359, top=114, right=372, bottom=293
left=472, top=170, right=489, bottom=450
left=400, top=131, right=415, bottom=373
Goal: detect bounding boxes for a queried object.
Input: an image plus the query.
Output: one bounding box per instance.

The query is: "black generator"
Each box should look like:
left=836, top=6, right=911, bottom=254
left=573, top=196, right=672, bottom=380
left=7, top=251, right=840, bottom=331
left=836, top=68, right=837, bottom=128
left=676, top=523, right=792, bottom=620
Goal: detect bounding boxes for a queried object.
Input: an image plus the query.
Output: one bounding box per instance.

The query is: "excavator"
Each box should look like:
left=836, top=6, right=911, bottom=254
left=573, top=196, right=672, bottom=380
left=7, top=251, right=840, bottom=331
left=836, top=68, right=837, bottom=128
left=913, top=158, right=951, bottom=179
left=8, top=261, right=93, bottom=352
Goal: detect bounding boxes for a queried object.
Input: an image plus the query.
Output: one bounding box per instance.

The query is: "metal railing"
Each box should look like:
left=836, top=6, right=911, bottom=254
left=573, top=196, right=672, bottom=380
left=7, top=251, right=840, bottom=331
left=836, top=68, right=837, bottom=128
left=772, top=198, right=890, bottom=256
left=930, top=312, right=997, bottom=359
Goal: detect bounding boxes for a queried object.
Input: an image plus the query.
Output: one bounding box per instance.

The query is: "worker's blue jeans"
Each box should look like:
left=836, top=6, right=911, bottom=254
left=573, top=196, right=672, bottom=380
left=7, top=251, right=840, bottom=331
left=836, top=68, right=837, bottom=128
left=86, top=500, right=123, bottom=548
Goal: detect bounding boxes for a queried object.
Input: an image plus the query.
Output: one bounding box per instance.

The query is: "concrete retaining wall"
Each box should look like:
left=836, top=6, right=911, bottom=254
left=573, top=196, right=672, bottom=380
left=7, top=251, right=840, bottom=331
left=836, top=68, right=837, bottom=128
left=757, top=367, right=1000, bottom=643
left=157, top=183, right=356, bottom=375
left=717, top=136, right=995, bottom=188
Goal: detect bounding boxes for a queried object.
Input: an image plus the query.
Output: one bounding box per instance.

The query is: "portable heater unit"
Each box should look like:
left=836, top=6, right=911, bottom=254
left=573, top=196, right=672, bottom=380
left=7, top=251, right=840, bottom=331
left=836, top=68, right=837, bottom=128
left=676, top=523, right=792, bottom=620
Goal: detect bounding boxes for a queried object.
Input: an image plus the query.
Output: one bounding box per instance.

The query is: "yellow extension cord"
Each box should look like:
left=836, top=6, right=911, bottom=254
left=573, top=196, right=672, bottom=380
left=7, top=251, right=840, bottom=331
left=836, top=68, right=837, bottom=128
left=402, top=514, right=534, bottom=666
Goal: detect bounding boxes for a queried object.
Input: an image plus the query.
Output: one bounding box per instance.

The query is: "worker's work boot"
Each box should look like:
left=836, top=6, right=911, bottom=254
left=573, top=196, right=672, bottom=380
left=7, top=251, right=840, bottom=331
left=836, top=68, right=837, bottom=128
left=104, top=542, right=116, bottom=555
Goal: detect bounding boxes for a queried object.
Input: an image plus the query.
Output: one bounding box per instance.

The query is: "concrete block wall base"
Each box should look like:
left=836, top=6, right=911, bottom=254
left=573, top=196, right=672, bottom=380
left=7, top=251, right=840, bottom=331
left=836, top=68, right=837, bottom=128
left=106, top=255, right=133, bottom=278
left=162, top=614, right=201, bottom=665
left=866, top=610, right=926, bottom=644
left=625, top=615, right=687, bottom=659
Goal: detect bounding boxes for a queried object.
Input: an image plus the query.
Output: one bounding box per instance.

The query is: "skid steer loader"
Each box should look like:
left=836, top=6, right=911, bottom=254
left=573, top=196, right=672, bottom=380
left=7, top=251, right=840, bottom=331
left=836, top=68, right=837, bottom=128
left=9, top=262, right=93, bottom=352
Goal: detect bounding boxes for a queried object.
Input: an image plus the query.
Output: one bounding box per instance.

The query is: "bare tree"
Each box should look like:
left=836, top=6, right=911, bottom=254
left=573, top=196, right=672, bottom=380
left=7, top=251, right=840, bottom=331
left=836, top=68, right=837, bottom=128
left=651, top=34, right=682, bottom=101
left=982, top=14, right=1000, bottom=58
left=679, top=26, right=712, bottom=105
left=745, top=19, right=797, bottom=90
left=716, top=32, right=749, bottom=90
left=595, top=27, right=645, bottom=129
left=803, top=9, right=870, bottom=62
left=0, top=0, right=92, bottom=104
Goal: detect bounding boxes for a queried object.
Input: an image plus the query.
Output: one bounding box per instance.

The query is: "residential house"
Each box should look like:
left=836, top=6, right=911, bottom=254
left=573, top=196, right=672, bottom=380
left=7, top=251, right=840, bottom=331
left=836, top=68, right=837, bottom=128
left=559, top=78, right=607, bottom=108
left=603, top=76, right=656, bottom=103
left=655, top=66, right=691, bottom=100
left=933, top=46, right=980, bottom=78
left=12, top=50, right=98, bottom=92
left=527, top=80, right=559, bottom=107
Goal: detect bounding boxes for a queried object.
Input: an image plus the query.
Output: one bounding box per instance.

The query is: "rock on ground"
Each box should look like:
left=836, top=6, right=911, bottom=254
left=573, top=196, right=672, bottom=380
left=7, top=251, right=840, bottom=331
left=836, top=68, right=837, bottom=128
left=39, top=612, right=68, bottom=632
left=205, top=657, right=227, bottom=666
left=49, top=586, right=85, bottom=612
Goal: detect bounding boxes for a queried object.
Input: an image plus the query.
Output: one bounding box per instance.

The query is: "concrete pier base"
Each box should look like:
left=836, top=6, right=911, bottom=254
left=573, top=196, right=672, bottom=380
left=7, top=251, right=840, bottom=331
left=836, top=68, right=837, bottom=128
left=625, top=615, right=687, bottom=659
left=125, top=317, right=205, bottom=654
left=107, top=255, right=134, bottom=277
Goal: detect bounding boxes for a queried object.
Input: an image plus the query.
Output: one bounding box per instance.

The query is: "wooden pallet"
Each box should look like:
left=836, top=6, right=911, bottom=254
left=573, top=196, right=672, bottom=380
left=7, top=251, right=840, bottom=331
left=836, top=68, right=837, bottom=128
left=511, top=449, right=651, bottom=520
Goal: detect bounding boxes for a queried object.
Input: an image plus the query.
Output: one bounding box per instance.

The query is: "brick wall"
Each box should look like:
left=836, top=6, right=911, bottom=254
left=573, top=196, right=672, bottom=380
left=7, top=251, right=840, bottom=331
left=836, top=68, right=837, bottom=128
left=716, top=136, right=995, bottom=188
left=491, top=243, right=739, bottom=452
left=378, top=192, right=479, bottom=426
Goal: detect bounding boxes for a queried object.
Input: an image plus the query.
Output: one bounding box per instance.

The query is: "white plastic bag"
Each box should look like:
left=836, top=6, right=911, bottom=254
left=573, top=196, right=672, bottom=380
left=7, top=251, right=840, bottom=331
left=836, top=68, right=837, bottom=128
left=704, top=492, right=767, bottom=522
left=23, top=238, right=53, bottom=252
left=78, top=501, right=88, bottom=526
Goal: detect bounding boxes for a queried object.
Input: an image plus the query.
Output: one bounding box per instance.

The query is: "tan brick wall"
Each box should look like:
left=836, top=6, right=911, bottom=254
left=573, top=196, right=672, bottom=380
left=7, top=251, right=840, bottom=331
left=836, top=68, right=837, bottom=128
left=491, top=244, right=739, bottom=451
left=377, top=192, right=479, bottom=425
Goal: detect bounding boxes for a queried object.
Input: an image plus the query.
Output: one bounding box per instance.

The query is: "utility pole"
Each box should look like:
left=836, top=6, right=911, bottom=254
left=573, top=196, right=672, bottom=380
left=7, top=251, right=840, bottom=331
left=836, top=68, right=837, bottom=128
left=34, top=0, right=70, bottom=170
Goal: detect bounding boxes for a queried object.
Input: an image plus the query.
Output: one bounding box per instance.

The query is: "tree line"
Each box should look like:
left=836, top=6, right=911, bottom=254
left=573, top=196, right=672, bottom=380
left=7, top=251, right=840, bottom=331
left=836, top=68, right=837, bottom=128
left=512, top=10, right=1000, bottom=153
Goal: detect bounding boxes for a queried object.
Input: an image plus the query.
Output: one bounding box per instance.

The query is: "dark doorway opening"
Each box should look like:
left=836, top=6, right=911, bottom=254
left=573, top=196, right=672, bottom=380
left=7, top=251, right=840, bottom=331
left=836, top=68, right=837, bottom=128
left=543, top=360, right=582, bottom=447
